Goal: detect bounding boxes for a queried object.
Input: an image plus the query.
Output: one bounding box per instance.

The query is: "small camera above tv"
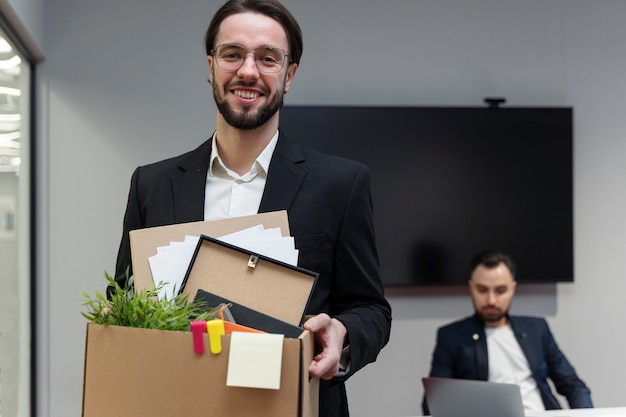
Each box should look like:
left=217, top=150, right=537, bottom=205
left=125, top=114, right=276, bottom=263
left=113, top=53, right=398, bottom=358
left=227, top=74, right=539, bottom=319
left=280, top=105, right=573, bottom=286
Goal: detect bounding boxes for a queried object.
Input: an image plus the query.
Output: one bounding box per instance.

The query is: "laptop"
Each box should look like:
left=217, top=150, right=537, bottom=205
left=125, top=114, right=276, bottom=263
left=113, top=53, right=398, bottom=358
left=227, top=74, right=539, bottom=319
left=422, top=377, right=526, bottom=417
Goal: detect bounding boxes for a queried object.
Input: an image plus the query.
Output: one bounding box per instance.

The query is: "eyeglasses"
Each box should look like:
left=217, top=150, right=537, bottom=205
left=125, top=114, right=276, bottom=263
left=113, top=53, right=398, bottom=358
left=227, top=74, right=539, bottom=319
left=210, top=44, right=290, bottom=73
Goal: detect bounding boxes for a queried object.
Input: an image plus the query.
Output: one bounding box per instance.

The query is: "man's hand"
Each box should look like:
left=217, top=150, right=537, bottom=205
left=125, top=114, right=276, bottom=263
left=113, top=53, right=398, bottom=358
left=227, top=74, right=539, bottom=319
left=303, top=313, right=347, bottom=380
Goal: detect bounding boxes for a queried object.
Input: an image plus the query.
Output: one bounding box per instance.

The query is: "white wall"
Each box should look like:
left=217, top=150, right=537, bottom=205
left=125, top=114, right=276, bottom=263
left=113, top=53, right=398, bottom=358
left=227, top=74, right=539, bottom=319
left=37, top=1, right=626, bottom=417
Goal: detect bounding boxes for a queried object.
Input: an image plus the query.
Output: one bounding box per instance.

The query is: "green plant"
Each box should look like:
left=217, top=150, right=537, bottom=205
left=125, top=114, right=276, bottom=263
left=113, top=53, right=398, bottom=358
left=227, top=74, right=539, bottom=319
left=81, top=272, right=218, bottom=331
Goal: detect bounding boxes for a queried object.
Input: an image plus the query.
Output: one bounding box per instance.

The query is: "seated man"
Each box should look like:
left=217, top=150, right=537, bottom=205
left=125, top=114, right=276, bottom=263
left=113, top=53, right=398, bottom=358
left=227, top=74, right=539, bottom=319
left=423, top=250, right=593, bottom=415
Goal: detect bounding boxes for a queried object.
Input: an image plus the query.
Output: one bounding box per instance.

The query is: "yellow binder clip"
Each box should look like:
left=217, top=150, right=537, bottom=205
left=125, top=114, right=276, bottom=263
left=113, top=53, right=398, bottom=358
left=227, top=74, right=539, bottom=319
left=206, top=319, right=225, bottom=354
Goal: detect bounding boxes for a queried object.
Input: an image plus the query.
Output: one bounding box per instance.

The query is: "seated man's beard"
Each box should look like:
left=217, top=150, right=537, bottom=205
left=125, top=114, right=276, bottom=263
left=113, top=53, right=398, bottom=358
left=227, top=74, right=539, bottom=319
left=214, top=86, right=285, bottom=130
left=479, top=307, right=507, bottom=323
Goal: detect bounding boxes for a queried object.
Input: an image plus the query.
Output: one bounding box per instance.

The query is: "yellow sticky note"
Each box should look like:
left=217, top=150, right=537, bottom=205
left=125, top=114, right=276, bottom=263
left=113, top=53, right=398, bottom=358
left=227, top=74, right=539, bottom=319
left=226, top=332, right=284, bottom=389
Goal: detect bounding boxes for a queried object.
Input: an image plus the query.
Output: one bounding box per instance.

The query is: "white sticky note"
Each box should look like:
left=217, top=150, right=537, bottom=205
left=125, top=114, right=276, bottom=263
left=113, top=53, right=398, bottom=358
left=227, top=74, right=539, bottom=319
left=226, top=332, right=284, bottom=390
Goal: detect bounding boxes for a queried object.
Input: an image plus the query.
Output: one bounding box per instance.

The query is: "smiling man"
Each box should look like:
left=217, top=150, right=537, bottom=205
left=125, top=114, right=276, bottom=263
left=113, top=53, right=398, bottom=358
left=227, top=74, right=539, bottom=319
left=112, top=1, right=391, bottom=416
left=423, top=250, right=593, bottom=415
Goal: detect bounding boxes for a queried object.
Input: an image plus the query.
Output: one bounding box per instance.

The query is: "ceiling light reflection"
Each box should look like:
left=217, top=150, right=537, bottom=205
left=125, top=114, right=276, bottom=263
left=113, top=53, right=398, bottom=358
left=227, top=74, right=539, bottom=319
left=0, top=34, right=23, bottom=172
left=0, top=38, right=12, bottom=53
left=0, top=55, right=21, bottom=69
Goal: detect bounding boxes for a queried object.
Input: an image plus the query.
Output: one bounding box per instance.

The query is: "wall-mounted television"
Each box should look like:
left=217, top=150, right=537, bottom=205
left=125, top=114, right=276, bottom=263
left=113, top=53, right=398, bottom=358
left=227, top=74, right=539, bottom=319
left=279, top=105, right=573, bottom=286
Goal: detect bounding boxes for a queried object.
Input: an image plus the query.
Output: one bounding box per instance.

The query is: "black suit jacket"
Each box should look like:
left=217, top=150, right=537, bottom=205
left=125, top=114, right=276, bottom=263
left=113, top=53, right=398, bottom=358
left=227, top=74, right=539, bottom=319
left=114, top=133, right=392, bottom=417
left=423, top=314, right=592, bottom=415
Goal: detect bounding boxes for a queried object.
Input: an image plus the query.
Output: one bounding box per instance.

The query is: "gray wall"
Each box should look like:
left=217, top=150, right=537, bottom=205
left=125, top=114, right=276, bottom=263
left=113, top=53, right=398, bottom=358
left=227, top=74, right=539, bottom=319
left=0, top=173, right=19, bottom=416
left=32, top=1, right=626, bottom=416
left=7, top=0, right=43, bottom=47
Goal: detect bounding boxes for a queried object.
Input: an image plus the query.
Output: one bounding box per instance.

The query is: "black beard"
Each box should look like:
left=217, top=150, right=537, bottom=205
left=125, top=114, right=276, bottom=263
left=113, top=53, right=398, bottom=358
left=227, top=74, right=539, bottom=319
left=477, top=308, right=508, bottom=324
left=213, top=83, right=285, bottom=130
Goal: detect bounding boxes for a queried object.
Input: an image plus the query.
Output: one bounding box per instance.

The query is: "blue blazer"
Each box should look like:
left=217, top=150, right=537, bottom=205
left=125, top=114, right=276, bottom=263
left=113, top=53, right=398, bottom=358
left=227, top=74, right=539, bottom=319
left=113, top=133, right=392, bottom=417
left=424, top=314, right=592, bottom=414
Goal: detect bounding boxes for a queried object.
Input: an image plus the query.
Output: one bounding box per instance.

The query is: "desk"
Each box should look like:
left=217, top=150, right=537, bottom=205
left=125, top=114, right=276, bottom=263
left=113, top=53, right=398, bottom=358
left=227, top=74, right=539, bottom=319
left=528, top=408, right=626, bottom=417
left=416, top=408, right=626, bottom=417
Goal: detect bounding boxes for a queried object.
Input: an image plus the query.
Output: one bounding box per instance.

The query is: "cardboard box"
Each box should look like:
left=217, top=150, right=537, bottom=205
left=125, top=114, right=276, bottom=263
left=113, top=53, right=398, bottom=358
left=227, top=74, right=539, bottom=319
left=82, top=323, right=318, bottom=417
left=82, top=212, right=320, bottom=417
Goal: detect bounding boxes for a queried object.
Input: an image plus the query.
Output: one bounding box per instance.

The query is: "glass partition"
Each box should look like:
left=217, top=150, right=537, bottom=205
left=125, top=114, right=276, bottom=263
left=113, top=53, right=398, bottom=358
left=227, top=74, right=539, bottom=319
left=0, top=24, right=31, bottom=417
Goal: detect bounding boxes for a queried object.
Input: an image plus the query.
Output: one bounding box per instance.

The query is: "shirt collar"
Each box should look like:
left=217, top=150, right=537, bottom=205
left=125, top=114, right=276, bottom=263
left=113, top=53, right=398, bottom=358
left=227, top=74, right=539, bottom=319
left=209, top=130, right=279, bottom=178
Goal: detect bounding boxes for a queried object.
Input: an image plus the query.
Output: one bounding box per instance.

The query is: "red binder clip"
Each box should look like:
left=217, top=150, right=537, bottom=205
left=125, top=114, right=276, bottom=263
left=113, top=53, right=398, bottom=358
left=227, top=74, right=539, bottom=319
left=190, top=321, right=207, bottom=354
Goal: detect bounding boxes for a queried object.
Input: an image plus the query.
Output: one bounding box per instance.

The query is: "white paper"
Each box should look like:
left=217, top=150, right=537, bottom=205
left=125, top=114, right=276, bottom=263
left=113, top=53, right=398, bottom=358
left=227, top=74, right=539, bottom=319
left=147, top=225, right=299, bottom=300
left=218, top=226, right=298, bottom=266
left=148, top=235, right=199, bottom=299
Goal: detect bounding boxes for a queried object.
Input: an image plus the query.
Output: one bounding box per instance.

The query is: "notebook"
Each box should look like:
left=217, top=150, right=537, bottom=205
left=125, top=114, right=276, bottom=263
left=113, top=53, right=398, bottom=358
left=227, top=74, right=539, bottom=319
left=422, top=377, right=526, bottom=417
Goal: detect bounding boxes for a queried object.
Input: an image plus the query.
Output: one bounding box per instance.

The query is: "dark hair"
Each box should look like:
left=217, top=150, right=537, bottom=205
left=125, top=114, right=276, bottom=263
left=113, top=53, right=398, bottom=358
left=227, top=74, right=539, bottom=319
left=470, top=250, right=516, bottom=278
left=204, top=0, right=303, bottom=65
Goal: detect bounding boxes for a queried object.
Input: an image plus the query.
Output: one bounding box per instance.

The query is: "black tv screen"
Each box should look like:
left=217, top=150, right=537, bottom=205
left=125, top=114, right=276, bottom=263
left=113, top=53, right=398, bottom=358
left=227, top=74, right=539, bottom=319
left=279, top=105, right=573, bottom=286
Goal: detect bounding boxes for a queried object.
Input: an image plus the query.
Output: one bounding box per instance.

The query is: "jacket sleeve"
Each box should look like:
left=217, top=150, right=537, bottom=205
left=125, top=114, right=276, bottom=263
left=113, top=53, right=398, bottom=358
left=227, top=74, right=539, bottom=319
left=109, top=166, right=144, bottom=297
left=428, top=327, right=459, bottom=378
left=422, top=327, right=456, bottom=415
left=542, top=322, right=593, bottom=408
left=329, top=164, right=392, bottom=380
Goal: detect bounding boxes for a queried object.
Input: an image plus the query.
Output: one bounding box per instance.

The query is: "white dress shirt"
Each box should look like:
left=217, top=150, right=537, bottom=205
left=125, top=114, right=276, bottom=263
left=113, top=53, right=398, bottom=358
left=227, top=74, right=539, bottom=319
left=204, top=131, right=278, bottom=221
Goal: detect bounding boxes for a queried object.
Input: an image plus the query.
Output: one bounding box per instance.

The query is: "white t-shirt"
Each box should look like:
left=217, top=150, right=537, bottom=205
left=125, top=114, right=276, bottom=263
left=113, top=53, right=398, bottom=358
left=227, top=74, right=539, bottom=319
left=486, top=325, right=545, bottom=414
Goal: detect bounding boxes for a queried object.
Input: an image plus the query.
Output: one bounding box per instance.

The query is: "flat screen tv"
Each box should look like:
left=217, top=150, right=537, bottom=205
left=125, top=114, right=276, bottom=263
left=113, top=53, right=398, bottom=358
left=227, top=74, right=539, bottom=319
left=279, top=105, right=573, bottom=286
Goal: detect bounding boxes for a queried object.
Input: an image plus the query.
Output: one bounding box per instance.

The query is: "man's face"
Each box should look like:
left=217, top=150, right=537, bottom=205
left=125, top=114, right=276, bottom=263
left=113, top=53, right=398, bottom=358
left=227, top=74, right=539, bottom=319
left=208, top=12, right=297, bottom=130
left=468, top=262, right=517, bottom=328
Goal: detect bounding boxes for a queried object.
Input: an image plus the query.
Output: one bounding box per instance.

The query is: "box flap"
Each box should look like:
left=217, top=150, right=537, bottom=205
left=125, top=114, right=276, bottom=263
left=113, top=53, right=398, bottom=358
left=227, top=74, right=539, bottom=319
left=299, top=330, right=320, bottom=417
left=182, top=235, right=317, bottom=327
left=129, top=211, right=290, bottom=292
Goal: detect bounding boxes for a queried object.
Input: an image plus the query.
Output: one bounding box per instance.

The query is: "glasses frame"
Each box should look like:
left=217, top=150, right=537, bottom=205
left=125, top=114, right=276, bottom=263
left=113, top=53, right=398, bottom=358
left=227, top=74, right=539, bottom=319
left=210, top=44, right=290, bottom=73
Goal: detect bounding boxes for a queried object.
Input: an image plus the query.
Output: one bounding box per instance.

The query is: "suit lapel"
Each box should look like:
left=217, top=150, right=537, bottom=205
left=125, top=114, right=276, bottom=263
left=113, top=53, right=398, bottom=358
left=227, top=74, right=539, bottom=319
left=510, top=318, right=540, bottom=372
left=471, top=319, right=490, bottom=380
left=259, top=133, right=307, bottom=213
left=171, top=139, right=212, bottom=223
left=172, top=134, right=307, bottom=220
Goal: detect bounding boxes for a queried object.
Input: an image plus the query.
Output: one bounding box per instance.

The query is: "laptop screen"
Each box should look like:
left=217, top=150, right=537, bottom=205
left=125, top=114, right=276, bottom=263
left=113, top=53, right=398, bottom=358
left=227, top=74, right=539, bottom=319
left=422, top=377, right=526, bottom=417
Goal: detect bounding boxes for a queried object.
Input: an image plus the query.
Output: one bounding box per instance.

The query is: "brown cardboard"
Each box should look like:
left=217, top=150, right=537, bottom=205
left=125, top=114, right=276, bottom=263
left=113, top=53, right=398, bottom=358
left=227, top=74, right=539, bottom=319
left=82, top=323, right=319, bottom=417
left=83, top=211, right=319, bottom=417
left=129, top=210, right=291, bottom=292
left=181, top=236, right=317, bottom=325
